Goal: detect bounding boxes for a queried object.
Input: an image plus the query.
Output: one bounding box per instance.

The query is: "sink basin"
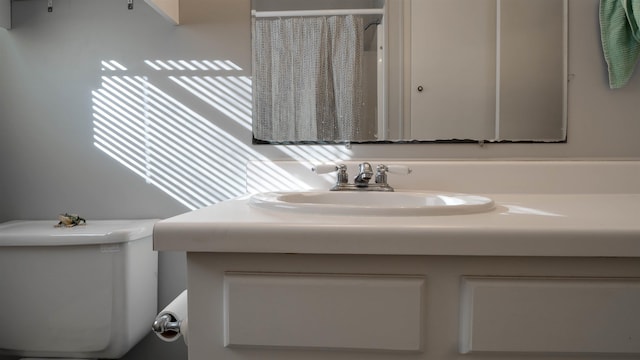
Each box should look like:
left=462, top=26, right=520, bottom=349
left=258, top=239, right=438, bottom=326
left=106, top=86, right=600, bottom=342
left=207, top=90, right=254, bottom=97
left=249, top=191, right=495, bottom=216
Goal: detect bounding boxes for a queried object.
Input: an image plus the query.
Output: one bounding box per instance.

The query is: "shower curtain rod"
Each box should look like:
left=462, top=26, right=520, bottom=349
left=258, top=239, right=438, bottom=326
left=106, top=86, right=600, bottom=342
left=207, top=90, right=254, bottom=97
left=251, top=8, right=384, bottom=18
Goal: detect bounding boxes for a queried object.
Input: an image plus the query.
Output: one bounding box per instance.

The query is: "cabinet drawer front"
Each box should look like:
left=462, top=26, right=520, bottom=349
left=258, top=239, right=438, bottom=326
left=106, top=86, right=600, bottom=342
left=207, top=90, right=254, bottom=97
left=460, top=276, right=640, bottom=354
left=224, top=272, right=425, bottom=351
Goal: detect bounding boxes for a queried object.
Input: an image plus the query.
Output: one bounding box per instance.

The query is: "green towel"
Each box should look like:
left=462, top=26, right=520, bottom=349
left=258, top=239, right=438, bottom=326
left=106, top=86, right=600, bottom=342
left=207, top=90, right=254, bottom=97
left=600, top=0, right=640, bottom=89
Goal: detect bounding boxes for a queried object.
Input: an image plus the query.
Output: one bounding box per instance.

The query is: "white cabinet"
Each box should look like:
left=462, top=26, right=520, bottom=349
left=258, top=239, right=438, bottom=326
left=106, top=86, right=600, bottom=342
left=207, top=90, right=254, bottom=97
left=186, top=253, right=640, bottom=360
left=144, top=0, right=179, bottom=24
left=0, top=0, right=10, bottom=30
left=224, top=272, right=424, bottom=351
left=460, top=277, right=640, bottom=354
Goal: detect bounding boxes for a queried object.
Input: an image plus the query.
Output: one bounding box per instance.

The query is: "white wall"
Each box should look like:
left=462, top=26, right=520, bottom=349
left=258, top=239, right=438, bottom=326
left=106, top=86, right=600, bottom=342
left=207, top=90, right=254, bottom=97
left=2, top=0, right=639, bottom=215
left=0, top=0, right=639, bottom=359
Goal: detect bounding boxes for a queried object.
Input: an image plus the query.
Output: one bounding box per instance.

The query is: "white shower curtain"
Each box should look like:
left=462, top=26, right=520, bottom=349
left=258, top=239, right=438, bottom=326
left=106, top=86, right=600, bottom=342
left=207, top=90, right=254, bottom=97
left=252, top=15, right=365, bottom=142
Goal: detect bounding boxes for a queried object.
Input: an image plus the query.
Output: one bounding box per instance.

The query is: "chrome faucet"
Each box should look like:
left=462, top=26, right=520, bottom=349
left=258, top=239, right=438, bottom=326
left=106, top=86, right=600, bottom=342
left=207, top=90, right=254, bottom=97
left=312, top=162, right=411, bottom=192
left=354, top=162, right=374, bottom=185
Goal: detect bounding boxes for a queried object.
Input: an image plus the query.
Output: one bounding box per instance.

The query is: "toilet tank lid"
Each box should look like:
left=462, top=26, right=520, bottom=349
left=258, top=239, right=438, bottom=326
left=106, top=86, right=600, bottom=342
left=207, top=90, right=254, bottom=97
left=0, top=219, right=158, bottom=246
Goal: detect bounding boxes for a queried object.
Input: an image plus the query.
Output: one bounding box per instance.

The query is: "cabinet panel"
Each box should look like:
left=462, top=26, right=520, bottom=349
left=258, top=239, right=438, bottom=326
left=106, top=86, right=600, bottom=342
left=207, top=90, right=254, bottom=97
left=224, top=272, right=425, bottom=351
left=460, top=276, right=640, bottom=354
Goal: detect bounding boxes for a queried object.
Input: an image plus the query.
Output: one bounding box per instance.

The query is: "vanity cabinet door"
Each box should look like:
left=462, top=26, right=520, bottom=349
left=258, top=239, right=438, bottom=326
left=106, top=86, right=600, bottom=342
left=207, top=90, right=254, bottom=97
left=223, top=272, right=425, bottom=352
left=460, top=276, right=640, bottom=354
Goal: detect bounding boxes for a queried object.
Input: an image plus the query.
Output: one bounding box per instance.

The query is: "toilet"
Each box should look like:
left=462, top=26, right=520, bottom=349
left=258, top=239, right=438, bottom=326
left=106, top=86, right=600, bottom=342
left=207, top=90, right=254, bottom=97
left=0, top=219, right=158, bottom=359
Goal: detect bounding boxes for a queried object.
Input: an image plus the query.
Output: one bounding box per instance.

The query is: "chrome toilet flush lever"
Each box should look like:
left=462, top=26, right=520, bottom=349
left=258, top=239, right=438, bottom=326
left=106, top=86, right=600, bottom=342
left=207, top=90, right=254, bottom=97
left=152, top=314, right=182, bottom=335
left=312, top=162, right=411, bottom=192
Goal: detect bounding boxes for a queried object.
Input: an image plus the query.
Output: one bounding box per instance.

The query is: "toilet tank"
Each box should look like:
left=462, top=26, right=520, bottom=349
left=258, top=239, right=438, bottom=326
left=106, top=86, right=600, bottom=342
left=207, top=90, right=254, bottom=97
left=0, top=219, right=158, bottom=359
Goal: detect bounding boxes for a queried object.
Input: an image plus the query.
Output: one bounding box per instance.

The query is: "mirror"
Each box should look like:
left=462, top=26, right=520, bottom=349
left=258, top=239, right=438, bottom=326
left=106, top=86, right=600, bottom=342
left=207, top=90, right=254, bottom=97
left=251, top=0, right=568, bottom=144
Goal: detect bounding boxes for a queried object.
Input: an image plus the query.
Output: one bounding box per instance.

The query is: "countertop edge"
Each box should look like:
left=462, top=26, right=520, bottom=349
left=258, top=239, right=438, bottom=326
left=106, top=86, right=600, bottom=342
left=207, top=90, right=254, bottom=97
left=153, top=194, right=640, bottom=257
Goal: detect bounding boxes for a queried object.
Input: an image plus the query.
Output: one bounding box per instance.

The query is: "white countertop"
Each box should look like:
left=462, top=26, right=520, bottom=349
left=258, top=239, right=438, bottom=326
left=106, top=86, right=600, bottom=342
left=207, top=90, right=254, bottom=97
left=153, top=193, right=640, bottom=257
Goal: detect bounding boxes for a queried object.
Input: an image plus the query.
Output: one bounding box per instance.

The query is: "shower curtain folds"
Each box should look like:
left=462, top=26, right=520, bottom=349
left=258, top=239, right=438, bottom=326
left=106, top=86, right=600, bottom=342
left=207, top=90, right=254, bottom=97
left=252, top=14, right=366, bottom=142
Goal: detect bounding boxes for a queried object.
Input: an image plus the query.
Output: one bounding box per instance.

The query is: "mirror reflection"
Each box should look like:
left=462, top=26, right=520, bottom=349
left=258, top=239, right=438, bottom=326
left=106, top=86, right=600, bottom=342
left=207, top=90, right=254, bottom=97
left=251, top=0, right=568, bottom=144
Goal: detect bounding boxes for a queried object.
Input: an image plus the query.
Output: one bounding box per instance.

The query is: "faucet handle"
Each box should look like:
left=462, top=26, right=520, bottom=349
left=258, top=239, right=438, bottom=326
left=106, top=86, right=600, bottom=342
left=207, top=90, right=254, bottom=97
left=313, top=164, right=349, bottom=187
left=384, top=164, right=412, bottom=175
left=312, top=164, right=340, bottom=174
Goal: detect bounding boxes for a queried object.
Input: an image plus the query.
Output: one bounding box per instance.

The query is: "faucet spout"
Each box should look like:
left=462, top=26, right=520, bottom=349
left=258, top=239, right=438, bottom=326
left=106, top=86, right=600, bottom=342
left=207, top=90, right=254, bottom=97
left=354, top=162, right=374, bottom=185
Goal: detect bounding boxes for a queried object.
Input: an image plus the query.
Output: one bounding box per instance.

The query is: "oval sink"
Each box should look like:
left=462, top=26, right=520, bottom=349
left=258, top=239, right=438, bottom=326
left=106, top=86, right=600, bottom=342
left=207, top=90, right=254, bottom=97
left=249, top=191, right=495, bottom=216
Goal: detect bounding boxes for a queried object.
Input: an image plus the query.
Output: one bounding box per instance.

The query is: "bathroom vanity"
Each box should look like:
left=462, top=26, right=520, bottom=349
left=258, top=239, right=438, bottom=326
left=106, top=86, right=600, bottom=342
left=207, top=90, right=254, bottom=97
left=154, top=161, right=640, bottom=360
